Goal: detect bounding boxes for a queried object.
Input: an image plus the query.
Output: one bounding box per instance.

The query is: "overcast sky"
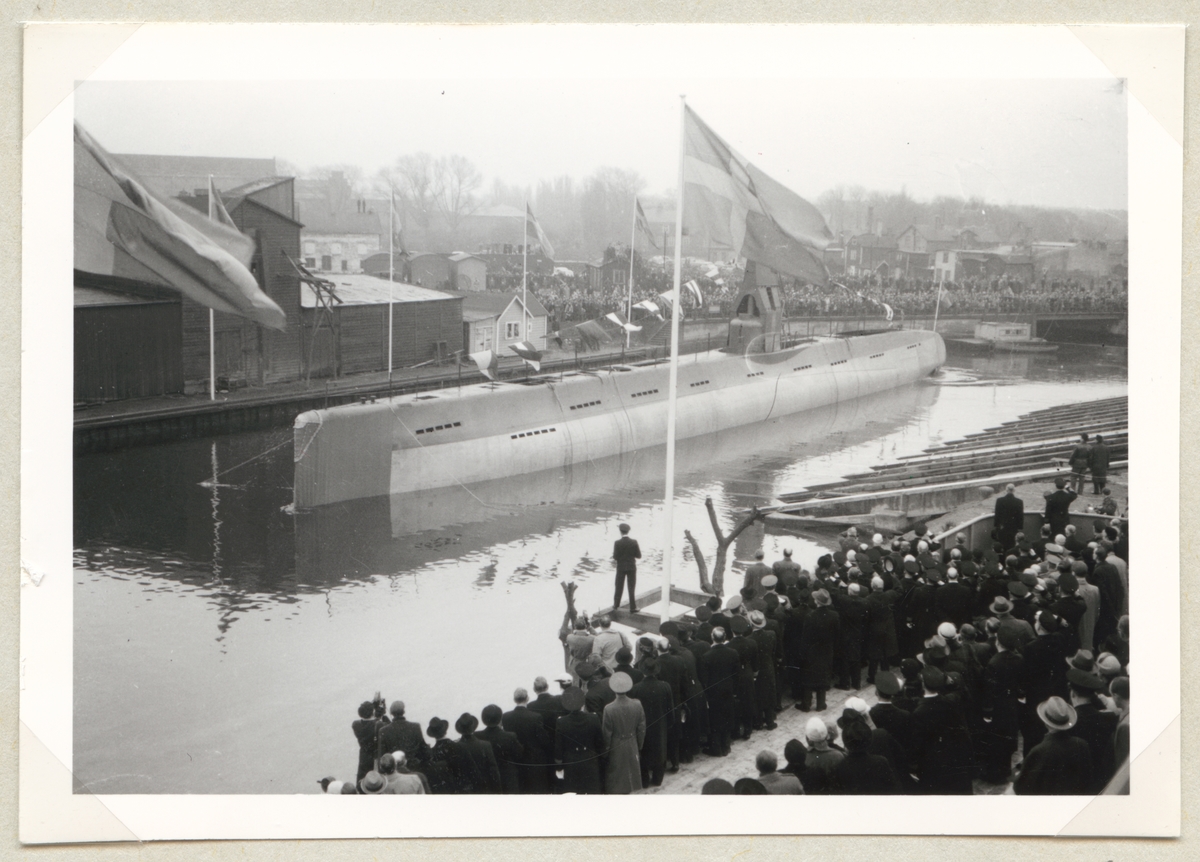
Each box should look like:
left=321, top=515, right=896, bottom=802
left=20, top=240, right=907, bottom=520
left=75, top=76, right=1126, bottom=211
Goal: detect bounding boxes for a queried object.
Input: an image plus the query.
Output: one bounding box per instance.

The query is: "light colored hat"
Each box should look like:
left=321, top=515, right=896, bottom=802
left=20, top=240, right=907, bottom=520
left=610, top=671, right=633, bottom=694
left=917, top=540, right=929, bottom=552
left=725, top=594, right=743, bottom=611
left=361, top=771, right=387, bottom=794
left=1096, top=654, right=1123, bottom=676
left=845, top=696, right=869, bottom=716
left=872, top=533, right=884, bottom=545
left=1037, top=696, right=1078, bottom=732
left=391, top=751, right=407, bottom=768
left=748, top=610, right=766, bottom=629
left=761, top=574, right=778, bottom=589
left=846, top=550, right=857, bottom=563
left=326, top=781, right=346, bottom=794
left=805, top=717, right=828, bottom=742
left=812, top=589, right=832, bottom=607
left=938, top=622, right=958, bottom=639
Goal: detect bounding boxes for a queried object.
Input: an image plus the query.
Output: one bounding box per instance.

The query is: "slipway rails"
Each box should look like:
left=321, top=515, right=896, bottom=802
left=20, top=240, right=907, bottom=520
left=761, top=395, right=1127, bottom=531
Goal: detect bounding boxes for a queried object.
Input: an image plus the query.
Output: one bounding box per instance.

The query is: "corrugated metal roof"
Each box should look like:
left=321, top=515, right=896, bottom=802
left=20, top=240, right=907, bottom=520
left=299, top=274, right=459, bottom=307
left=442, top=289, right=548, bottom=318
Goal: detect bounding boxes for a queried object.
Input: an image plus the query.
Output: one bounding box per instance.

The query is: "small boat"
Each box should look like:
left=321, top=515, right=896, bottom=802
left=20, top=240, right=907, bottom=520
left=972, top=321, right=1058, bottom=354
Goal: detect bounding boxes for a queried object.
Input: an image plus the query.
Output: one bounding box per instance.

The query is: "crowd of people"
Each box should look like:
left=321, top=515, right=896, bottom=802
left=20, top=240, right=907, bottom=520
left=526, top=268, right=1127, bottom=334
left=325, top=475, right=1129, bottom=797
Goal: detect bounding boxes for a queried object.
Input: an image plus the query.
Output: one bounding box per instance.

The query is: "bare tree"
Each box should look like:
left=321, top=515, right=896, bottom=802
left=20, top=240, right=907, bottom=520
left=388, top=153, right=439, bottom=234
left=684, top=496, right=765, bottom=597
left=434, top=154, right=483, bottom=242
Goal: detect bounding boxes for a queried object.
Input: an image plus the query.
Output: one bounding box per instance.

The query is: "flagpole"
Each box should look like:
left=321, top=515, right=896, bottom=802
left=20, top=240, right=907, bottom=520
left=523, top=201, right=529, bottom=346
left=627, top=198, right=637, bottom=350
left=208, top=175, right=216, bottom=401
left=388, top=186, right=395, bottom=383
left=661, top=96, right=687, bottom=626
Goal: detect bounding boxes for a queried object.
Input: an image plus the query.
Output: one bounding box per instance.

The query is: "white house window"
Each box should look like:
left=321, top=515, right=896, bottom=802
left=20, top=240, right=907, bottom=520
left=304, top=257, right=316, bottom=268
left=506, top=321, right=521, bottom=339
left=303, top=241, right=316, bottom=255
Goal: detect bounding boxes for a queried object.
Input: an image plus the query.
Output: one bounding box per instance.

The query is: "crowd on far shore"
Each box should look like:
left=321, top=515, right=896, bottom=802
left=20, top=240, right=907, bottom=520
left=516, top=268, right=1128, bottom=332
left=325, top=465, right=1130, bottom=798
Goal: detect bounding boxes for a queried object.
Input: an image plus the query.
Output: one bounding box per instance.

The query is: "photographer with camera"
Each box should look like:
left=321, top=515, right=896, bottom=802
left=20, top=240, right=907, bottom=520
left=351, top=691, right=390, bottom=784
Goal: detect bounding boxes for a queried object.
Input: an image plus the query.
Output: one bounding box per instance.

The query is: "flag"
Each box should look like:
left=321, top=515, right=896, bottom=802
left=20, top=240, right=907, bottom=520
left=509, top=341, right=543, bottom=372
left=633, top=299, right=661, bottom=316
left=74, top=122, right=286, bottom=330
left=207, top=177, right=236, bottom=229
left=683, top=279, right=704, bottom=304
left=526, top=204, right=555, bottom=260
left=881, top=303, right=894, bottom=321
left=683, top=105, right=832, bottom=286
left=605, top=312, right=642, bottom=333
left=634, top=198, right=658, bottom=248
left=574, top=319, right=612, bottom=349
left=469, top=349, right=500, bottom=381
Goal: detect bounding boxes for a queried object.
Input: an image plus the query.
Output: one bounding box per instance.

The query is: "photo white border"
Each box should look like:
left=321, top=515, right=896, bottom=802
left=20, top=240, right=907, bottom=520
left=19, top=22, right=1181, bottom=842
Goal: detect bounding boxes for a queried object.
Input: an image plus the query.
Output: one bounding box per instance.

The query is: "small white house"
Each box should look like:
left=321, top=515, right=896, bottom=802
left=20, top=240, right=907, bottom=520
left=448, top=291, right=548, bottom=353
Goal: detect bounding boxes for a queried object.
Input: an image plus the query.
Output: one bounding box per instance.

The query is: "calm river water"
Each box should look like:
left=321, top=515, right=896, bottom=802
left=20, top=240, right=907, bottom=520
left=74, top=345, right=1128, bottom=794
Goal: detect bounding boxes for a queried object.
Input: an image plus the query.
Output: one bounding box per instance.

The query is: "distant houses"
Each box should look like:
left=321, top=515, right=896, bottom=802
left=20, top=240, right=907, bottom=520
left=446, top=291, right=549, bottom=353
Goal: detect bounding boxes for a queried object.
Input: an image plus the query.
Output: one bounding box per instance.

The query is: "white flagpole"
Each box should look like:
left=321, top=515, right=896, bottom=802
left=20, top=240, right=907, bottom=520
left=523, top=201, right=529, bottom=346
left=627, top=198, right=637, bottom=350
left=207, top=175, right=216, bottom=401
left=388, top=186, right=395, bottom=382
left=661, top=96, right=687, bottom=626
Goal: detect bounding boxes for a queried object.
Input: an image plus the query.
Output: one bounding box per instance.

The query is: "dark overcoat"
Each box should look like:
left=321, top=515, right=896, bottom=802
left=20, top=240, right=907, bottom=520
left=476, top=725, right=523, bottom=794
left=455, top=733, right=501, bottom=794
left=554, top=710, right=604, bottom=794
left=1013, top=731, right=1093, bottom=795
left=910, top=695, right=975, bottom=794
left=502, top=705, right=552, bottom=794
left=629, top=677, right=674, bottom=770
left=865, top=589, right=899, bottom=660
left=799, top=606, right=840, bottom=688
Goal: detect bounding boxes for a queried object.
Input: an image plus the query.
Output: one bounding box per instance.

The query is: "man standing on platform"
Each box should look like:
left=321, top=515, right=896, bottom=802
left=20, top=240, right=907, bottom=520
left=1044, top=477, right=1078, bottom=538
left=1067, top=433, right=1092, bottom=495
left=773, top=548, right=802, bottom=584
left=994, top=484, right=1025, bottom=551
left=743, top=550, right=773, bottom=600
left=1090, top=434, right=1111, bottom=495
left=612, top=523, right=642, bottom=614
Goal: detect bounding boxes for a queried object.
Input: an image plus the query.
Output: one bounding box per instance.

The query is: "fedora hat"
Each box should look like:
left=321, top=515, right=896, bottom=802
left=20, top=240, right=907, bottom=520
left=610, top=671, right=633, bottom=694
left=361, top=771, right=387, bottom=794
left=812, top=589, right=832, bottom=607
left=455, top=712, right=479, bottom=735
left=1066, top=667, right=1106, bottom=691
left=989, top=596, right=1013, bottom=615
left=748, top=610, right=766, bottom=629
left=1066, top=649, right=1096, bottom=671
left=426, top=716, right=449, bottom=739
left=1037, top=696, right=1078, bottom=732
left=694, top=605, right=713, bottom=622
left=730, top=615, right=750, bottom=635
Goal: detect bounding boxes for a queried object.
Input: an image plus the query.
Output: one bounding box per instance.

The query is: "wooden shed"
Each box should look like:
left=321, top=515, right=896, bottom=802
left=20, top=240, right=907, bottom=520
left=448, top=252, right=488, bottom=292
left=299, top=274, right=463, bottom=378
left=74, top=277, right=183, bottom=403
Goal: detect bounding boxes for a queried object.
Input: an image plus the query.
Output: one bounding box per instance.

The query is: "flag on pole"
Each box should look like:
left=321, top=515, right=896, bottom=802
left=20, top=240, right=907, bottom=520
left=509, top=341, right=543, bottom=371
left=573, top=319, right=612, bottom=350
left=634, top=198, right=658, bottom=248
left=633, top=299, right=661, bottom=316
left=390, top=188, right=405, bottom=251
left=526, top=204, right=555, bottom=260
left=683, top=279, right=704, bottom=304
left=683, top=105, right=832, bottom=286
left=882, top=303, right=894, bottom=321
left=468, top=349, right=500, bottom=381
left=605, top=312, right=643, bottom=333
left=74, top=122, right=286, bottom=330
left=207, top=177, right=237, bottom=229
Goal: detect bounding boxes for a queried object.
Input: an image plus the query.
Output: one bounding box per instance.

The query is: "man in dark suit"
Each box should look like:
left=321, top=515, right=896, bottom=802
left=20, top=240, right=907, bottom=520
left=869, top=670, right=916, bottom=774
left=377, top=700, right=430, bottom=768
left=933, top=569, right=974, bottom=629
left=528, top=676, right=567, bottom=757
left=629, top=658, right=674, bottom=787
left=993, top=483, right=1025, bottom=550
left=477, top=704, right=523, bottom=794
left=612, top=522, right=642, bottom=613
left=1067, top=433, right=1092, bottom=495
left=698, top=627, right=741, bottom=756
left=1044, top=477, right=1078, bottom=538
left=554, top=686, right=605, bottom=793
left=1090, top=434, right=1111, bottom=494
left=909, top=666, right=975, bottom=794
left=797, top=589, right=840, bottom=712
left=501, top=687, right=552, bottom=793
left=453, top=713, right=502, bottom=794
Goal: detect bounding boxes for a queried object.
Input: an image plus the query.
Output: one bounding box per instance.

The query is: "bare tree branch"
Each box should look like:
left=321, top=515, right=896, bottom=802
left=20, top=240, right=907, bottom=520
left=683, top=529, right=713, bottom=595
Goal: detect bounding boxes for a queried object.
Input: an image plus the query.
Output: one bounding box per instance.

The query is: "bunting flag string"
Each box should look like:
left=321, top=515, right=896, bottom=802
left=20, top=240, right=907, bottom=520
left=508, top=341, right=543, bottom=372
left=605, top=312, right=643, bottom=333
left=468, top=349, right=500, bottom=381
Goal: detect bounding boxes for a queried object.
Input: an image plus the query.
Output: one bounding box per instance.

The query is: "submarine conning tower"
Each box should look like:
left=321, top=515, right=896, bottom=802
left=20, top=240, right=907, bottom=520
left=727, top=260, right=787, bottom=354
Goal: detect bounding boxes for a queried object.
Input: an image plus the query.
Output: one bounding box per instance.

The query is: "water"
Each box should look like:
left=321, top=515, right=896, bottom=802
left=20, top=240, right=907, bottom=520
left=73, top=344, right=1128, bottom=794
